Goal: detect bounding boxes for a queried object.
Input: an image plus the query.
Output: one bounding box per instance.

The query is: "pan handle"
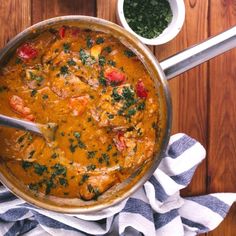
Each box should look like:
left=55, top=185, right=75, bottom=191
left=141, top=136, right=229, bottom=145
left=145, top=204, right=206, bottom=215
left=159, top=26, right=236, bottom=80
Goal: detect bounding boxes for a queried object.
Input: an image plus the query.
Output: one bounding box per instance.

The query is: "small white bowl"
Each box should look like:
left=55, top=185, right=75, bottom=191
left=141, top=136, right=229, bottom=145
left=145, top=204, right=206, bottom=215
left=116, top=0, right=185, bottom=45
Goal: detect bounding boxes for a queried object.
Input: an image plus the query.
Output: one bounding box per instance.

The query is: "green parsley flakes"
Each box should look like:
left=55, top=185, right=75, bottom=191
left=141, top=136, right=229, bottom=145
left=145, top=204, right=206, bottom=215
left=33, top=163, right=47, bottom=176
left=63, top=43, right=71, bottom=53
left=124, top=50, right=136, bottom=58
left=87, top=151, right=97, bottom=159
left=86, top=36, right=93, bottom=48
left=96, top=37, right=104, bottom=44
left=60, top=65, right=69, bottom=75
left=67, top=59, right=76, bottom=66
left=124, top=0, right=172, bottom=39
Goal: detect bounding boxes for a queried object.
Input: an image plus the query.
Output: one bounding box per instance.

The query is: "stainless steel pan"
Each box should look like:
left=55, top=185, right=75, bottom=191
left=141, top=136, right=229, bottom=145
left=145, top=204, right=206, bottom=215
left=0, top=16, right=235, bottom=213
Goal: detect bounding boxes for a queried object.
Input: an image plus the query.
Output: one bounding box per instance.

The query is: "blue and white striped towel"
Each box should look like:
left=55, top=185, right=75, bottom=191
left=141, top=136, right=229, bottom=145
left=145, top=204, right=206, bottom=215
left=0, top=133, right=235, bottom=236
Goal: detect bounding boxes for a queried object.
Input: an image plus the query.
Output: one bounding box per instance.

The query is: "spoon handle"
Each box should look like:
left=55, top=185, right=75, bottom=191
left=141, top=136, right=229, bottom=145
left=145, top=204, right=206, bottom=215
left=0, top=114, right=41, bottom=135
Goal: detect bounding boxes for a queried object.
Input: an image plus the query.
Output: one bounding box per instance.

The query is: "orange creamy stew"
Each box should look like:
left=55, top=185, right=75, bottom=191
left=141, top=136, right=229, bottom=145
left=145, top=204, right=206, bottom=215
left=0, top=26, right=158, bottom=200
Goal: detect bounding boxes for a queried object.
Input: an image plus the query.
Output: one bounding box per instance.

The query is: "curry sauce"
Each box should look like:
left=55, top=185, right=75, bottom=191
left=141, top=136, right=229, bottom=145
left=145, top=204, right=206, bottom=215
left=0, top=26, right=159, bottom=200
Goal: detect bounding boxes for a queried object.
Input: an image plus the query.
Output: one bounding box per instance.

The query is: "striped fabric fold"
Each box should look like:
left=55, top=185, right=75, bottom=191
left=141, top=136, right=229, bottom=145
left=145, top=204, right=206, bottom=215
left=0, top=133, right=235, bottom=236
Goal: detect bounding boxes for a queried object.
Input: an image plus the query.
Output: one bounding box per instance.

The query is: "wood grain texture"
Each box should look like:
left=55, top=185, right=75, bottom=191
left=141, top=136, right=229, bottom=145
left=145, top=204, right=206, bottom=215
left=208, top=0, right=236, bottom=235
left=155, top=0, right=209, bottom=196
left=31, top=0, right=96, bottom=24
left=97, top=0, right=117, bottom=22
left=0, top=0, right=31, bottom=49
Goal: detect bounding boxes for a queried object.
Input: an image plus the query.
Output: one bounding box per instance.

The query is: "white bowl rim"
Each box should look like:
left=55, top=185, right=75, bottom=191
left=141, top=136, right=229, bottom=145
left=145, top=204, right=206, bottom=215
left=116, top=0, right=185, bottom=45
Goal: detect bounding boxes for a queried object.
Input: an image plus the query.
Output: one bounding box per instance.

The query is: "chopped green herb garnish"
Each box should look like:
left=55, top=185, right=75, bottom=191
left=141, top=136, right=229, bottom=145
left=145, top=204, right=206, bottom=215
left=117, top=108, right=124, bottom=115
left=127, top=108, right=136, bottom=117
left=67, top=59, right=76, bottom=66
left=79, top=49, right=89, bottom=65
left=124, top=0, right=172, bottom=39
left=108, top=114, right=114, bottom=119
left=33, top=163, right=47, bottom=176
left=29, top=183, right=39, bottom=191
left=137, top=102, right=145, bottom=111
left=99, top=55, right=106, bottom=66
left=73, top=131, right=81, bottom=139
left=101, top=88, right=107, bottom=94
left=87, top=151, right=97, bottom=159
left=29, top=72, right=43, bottom=83
left=86, top=36, right=93, bottom=48
left=122, top=87, right=135, bottom=101
left=60, top=132, right=65, bottom=136
left=51, top=153, right=58, bottom=159
left=124, top=49, right=136, bottom=58
left=107, top=60, right=116, bottom=67
left=28, top=150, right=35, bottom=159
left=87, top=184, right=100, bottom=199
left=122, top=87, right=136, bottom=108
left=60, top=65, right=69, bottom=75
left=107, top=144, right=112, bottom=151
left=69, top=138, right=74, bottom=143
left=59, top=177, right=68, bottom=186
left=78, top=139, right=86, bottom=149
left=112, top=88, right=122, bottom=102
left=73, top=132, right=86, bottom=149
left=42, top=94, right=48, bottom=100
left=98, top=153, right=110, bottom=165
left=28, top=135, right=33, bottom=142
left=15, top=58, right=22, bottom=64
left=79, top=174, right=89, bottom=185
left=87, top=164, right=96, bottom=171
left=99, top=76, right=107, bottom=86
left=22, top=161, right=33, bottom=170
left=36, top=76, right=43, bottom=83
left=87, top=117, right=92, bottom=122
left=51, top=163, right=67, bottom=176
left=103, top=46, right=112, bottom=53
left=31, top=89, right=37, bottom=97
left=45, top=179, right=54, bottom=195
left=17, top=134, right=26, bottom=143
left=112, top=86, right=138, bottom=117
left=69, top=143, right=77, bottom=153
left=63, top=43, right=71, bottom=53
left=96, top=37, right=104, bottom=44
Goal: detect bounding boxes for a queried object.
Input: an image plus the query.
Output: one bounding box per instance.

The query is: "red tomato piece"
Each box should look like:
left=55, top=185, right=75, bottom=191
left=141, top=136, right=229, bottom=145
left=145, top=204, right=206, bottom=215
left=59, top=26, right=66, bottom=39
left=136, top=79, right=148, bottom=98
left=104, top=69, right=126, bottom=85
left=113, top=132, right=126, bottom=152
left=17, top=43, right=38, bottom=60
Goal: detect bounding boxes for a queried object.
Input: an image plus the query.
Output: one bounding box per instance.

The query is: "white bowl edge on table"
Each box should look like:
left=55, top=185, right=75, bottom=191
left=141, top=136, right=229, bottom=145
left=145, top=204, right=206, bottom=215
left=116, top=0, right=186, bottom=45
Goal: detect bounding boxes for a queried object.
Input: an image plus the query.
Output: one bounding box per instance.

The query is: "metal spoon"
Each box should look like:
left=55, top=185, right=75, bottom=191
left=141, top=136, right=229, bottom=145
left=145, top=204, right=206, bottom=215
left=0, top=114, right=58, bottom=142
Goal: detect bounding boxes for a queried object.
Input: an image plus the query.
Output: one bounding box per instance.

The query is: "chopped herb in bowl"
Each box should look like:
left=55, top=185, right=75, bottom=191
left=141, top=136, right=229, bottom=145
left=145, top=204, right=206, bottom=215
left=123, top=0, right=173, bottom=39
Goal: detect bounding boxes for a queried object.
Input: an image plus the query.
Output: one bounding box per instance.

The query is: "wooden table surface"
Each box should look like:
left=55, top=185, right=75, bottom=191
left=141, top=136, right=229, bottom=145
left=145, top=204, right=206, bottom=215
left=0, top=0, right=235, bottom=235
